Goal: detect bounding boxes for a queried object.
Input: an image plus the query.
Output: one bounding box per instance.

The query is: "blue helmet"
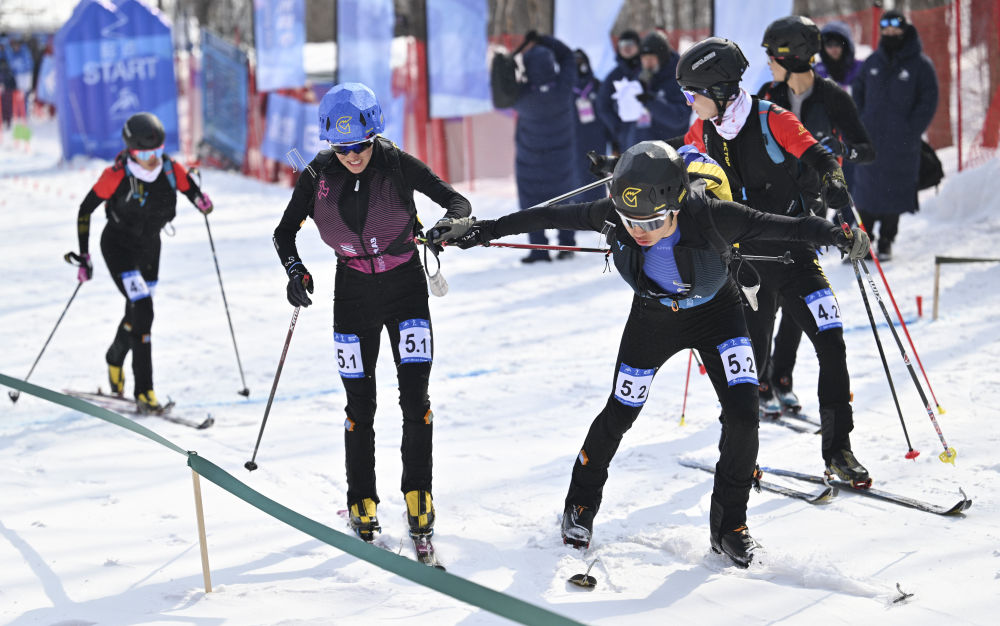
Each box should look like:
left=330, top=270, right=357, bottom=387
left=318, top=82, right=385, bottom=144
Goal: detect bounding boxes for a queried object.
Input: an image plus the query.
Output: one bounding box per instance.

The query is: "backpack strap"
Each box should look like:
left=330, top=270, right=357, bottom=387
left=757, top=100, right=785, bottom=165
left=162, top=154, right=177, bottom=191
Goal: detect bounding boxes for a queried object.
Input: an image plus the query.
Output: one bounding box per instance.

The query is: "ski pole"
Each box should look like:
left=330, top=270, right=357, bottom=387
left=857, top=256, right=956, bottom=463
left=848, top=201, right=943, bottom=413
left=245, top=307, right=300, bottom=472
left=202, top=213, right=250, bottom=396
left=487, top=242, right=610, bottom=253
left=679, top=349, right=693, bottom=426
left=842, top=229, right=918, bottom=459
left=525, top=175, right=612, bottom=209
left=9, top=273, right=83, bottom=403
left=692, top=349, right=706, bottom=375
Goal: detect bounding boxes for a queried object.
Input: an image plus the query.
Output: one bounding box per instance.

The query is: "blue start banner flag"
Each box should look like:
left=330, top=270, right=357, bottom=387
left=254, top=0, right=306, bottom=92
left=426, top=0, right=491, bottom=118
left=55, top=0, right=179, bottom=160
left=201, top=30, right=249, bottom=167
left=337, top=0, right=403, bottom=148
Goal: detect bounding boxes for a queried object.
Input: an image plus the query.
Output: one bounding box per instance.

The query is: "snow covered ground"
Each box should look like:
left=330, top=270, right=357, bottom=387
left=1, top=120, right=998, bottom=625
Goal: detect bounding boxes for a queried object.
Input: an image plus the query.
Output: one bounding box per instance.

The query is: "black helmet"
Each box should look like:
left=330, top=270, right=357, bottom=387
left=122, top=112, right=165, bottom=150
left=611, top=141, right=689, bottom=217
left=676, top=37, right=748, bottom=111
left=762, top=16, right=821, bottom=73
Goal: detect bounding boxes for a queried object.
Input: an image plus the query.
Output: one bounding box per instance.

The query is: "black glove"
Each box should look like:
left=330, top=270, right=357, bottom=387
left=818, top=135, right=845, bottom=157
left=286, top=263, right=314, bottom=307
left=821, top=168, right=851, bottom=211
left=636, top=91, right=654, bottom=104
left=834, top=226, right=870, bottom=261
left=524, top=30, right=539, bottom=43
left=454, top=219, right=499, bottom=249
left=587, top=151, right=618, bottom=178
left=426, top=217, right=475, bottom=246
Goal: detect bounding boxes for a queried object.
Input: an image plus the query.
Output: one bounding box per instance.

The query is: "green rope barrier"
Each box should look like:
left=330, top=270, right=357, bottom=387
left=1, top=374, right=587, bottom=626
left=0, top=373, right=186, bottom=455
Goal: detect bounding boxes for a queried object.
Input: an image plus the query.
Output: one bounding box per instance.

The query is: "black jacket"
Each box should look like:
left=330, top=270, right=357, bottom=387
left=486, top=179, right=842, bottom=306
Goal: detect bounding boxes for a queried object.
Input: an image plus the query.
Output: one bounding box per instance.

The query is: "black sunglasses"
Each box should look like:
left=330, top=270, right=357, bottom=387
left=330, top=139, right=375, bottom=155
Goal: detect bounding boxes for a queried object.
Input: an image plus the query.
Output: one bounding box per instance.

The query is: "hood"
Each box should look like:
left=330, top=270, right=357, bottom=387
left=574, top=48, right=595, bottom=83
left=639, top=31, right=673, bottom=70
left=820, top=21, right=856, bottom=62
left=523, top=45, right=559, bottom=86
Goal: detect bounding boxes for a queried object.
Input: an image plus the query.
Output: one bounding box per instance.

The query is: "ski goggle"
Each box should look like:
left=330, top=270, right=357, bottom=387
left=130, top=145, right=164, bottom=161
left=680, top=87, right=710, bottom=104
left=616, top=209, right=678, bottom=232
left=330, top=139, right=374, bottom=155
left=880, top=16, right=904, bottom=28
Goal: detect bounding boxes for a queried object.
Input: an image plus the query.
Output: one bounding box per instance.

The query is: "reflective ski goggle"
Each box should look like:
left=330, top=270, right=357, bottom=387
left=616, top=209, right=677, bottom=232
left=330, top=139, right=374, bottom=155
left=880, top=17, right=903, bottom=28
left=130, top=145, right=164, bottom=161
left=680, top=87, right=710, bottom=104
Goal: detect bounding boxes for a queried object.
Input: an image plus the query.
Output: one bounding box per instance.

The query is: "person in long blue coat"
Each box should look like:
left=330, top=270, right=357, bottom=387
left=570, top=49, right=612, bottom=208
left=851, top=10, right=938, bottom=261
left=594, top=30, right=642, bottom=154
left=514, top=32, right=578, bottom=263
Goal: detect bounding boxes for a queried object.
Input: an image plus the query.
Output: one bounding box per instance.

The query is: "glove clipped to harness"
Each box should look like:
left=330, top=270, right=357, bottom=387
left=834, top=226, right=871, bottom=261
left=286, top=263, right=314, bottom=307
left=821, top=168, right=851, bottom=212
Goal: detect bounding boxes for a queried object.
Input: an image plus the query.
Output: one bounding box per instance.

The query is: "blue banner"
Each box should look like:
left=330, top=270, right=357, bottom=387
left=54, top=0, right=179, bottom=160
left=426, top=0, right=491, bottom=118
left=36, top=54, right=57, bottom=104
left=260, top=93, right=304, bottom=162
left=554, top=0, right=624, bottom=81
left=337, top=0, right=403, bottom=147
left=201, top=30, right=248, bottom=167
left=254, top=0, right=306, bottom=92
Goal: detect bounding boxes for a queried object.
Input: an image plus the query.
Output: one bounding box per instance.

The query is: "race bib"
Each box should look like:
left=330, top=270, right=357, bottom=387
left=614, top=363, right=655, bottom=407
left=120, top=270, right=150, bottom=302
left=398, top=319, right=432, bottom=364
left=717, top=337, right=758, bottom=386
left=334, top=332, right=364, bottom=378
left=804, top=288, right=843, bottom=332
left=576, top=97, right=595, bottom=124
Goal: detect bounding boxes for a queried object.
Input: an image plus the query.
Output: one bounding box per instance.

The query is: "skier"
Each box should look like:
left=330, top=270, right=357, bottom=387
left=272, top=83, right=472, bottom=546
left=73, top=112, right=213, bottom=413
left=757, top=15, right=875, bottom=416
left=674, top=37, right=872, bottom=486
left=433, top=141, right=869, bottom=568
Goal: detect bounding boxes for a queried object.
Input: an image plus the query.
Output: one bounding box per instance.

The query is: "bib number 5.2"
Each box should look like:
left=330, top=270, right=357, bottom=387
left=718, top=337, right=758, bottom=386
left=614, top=364, right=656, bottom=407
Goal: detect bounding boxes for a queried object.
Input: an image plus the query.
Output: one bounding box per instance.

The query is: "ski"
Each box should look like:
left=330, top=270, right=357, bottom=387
left=760, top=411, right=821, bottom=434
left=411, top=533, right=446, bottom=570
left=63, top=389, right=214, bottom=429
left=759, top=466, right=972, bottom=516
left=679, top=459, right=836, bottom=504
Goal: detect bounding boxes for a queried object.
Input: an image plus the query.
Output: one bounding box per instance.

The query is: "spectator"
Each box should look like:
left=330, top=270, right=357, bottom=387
left=595, top=29, right=642, bottom=153
left=814, top=21, right=864, bottom=91
left=851, top=10, right=938, bottom=262
left=0, top=57, right=15, bottom=128
left=628, top=31, right=690, bottom=147
left=513, top=31, right=579, bottom=263
left=570, top=48, right=612, bottom=215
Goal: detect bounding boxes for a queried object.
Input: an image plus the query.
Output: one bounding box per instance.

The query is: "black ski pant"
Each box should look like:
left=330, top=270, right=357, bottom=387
left=741, top=249, right=854, bottom=462
left=333, top=258, right=433, bottom=507
left=101, top=229, right=159, bottom=396
left=858, top=210, right=900, bottom=249
left=565, top=284, right=759, bottom=535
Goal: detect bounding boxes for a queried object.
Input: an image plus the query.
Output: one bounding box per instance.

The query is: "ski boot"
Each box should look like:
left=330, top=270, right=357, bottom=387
left=405, top=490, right=435, bottom=538
left=711, top=524, right=762, bottom=568
left=135, top=390, right=165, bottom=414
left=108, top=364, right=125, bottom=397
left=758, top=384, right=782, bottom=420
left=774, top=376, right=801, bottom=413
left=826, top=449, right=872, bottom=488
left=348, top=498, right=382, bottom=541
left=561, top=504, right=594, bottom=549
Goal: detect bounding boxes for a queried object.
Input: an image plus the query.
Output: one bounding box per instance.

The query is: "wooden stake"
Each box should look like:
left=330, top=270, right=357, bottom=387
left=191, top=469, right=212, bottom=593
left=933, top=262, right=941, bottom=321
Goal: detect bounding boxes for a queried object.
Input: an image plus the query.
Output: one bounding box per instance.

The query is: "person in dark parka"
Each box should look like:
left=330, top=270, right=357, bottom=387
left=628, top=31, right=690, bottom=147
left=814, top=21, right=864, bottom=90
left=595, top=29, right=642, bottom=153
left=514, top=32, right=579, bottom=263
left=571, top=48, right=612, bottom=211
left=851, top=10, right=938, bottom=261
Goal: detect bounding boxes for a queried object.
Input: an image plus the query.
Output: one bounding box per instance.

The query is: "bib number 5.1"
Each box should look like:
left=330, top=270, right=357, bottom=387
left=398, top=319, right=432, bottom=364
